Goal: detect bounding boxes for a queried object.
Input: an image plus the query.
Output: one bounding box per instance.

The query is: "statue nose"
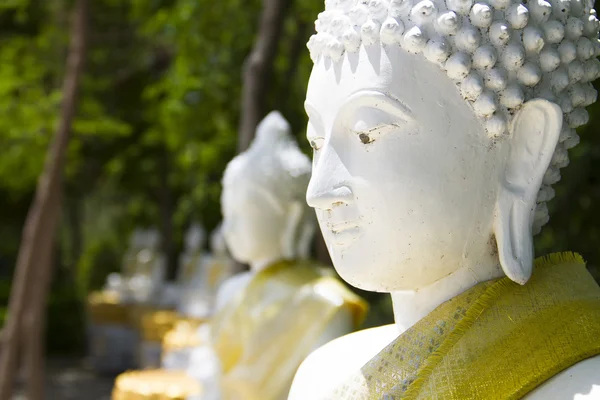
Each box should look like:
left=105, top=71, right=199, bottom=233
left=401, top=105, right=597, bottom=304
left=306, top=140, right=353, bottom=210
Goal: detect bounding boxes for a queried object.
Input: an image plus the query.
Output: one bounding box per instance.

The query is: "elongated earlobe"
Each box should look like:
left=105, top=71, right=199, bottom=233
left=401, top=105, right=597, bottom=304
left=494, top=194, right=534, bottom=284
left=494, top=99, right=562, bottom=284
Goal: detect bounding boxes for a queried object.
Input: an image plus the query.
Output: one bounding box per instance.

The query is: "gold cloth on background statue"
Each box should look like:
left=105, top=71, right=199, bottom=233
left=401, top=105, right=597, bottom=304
left=87, top=290, right=130, bottom=325
left=140, top=310, right=181, bottom=343
left=329, top=252, right=600, bottom=400
left=112, top=370, right=202, bottom=400
left=212, top=259, right=368, bottom=400
left=162, top=318, right=205, bottom=355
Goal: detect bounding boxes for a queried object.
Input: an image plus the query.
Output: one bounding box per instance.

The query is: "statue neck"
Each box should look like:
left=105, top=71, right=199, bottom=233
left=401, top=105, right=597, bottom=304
left=390, top=256, right=503, bottom=334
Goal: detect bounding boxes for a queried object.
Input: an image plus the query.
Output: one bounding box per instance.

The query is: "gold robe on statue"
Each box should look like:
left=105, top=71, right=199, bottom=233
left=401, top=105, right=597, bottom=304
left=212, top=259, right=368, bottom=400
left=329, top=252, right=600, bottom=400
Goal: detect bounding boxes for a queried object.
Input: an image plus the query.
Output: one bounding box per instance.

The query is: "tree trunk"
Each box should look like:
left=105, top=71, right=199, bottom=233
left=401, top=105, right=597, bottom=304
left=280, top=20, right=309, bottom=111
left=66, top=194, right=84, bottom=270
left=158, top=148, right=177, bottom=280
left=23, top=235, right=55, bottom=400
left=237, top=0, right=292, bottom=152
left=0, top=1, right=89, bottom=399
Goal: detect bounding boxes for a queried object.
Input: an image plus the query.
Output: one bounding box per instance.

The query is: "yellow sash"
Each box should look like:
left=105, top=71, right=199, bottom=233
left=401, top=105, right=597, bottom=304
left=211, top=260, right=368, bottom=400
left=329, top=252, right=600, bottom=400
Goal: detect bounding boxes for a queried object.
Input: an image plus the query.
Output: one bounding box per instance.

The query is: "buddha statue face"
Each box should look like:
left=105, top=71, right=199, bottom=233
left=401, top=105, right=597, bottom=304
left=305, top=0, right=599, bottom=292
left=221, top=111, right=315, bottom=267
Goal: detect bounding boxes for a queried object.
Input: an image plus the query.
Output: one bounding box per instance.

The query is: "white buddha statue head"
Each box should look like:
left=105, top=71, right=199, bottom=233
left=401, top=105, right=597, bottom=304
left=221, top=111, right=315, bottom=269
left=305, top=0, right=600, bottom=292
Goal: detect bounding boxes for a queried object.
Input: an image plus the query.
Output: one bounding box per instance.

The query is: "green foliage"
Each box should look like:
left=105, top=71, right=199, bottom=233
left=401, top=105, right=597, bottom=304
left=0, top=0, right=327, bottom=352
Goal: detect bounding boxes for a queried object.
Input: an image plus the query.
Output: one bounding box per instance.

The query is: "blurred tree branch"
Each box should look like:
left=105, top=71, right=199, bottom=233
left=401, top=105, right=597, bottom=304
left=237, top=0, right=292, bottom=152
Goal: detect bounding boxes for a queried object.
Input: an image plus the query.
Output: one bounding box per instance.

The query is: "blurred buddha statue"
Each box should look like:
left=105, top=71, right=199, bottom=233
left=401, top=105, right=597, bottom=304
left=113, top=370, right=201, bottom=400
left=111, top=112, right=367, bottom=400
left=170, top=222, right=208, bottom=315
left=177, top=223, right=237, bottom=320
left=161, top=224, right=236, bottom=371
left=122, top=228, right=146, bottom=279
left=178, top=223, right=207, bottom=285
left=128, top=228, right=167, bottom=305
left=86, top=290, right=137, bottom=373
left=161, top=318, right=205, bottom=371
left=89, top=228, right=157, bottom=373
left=102, top=228, right=145, bottom=303
left=183, top=110, right=368, bottom=400
left=288, top=0, right=600, bottom=399
left=106, top=228, right=167, bottom=305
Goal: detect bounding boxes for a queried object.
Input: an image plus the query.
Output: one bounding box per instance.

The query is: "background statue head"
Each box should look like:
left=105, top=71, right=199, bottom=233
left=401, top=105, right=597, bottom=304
left=305, top=0, right=600, bottom=291
left=221, top=111, right=315, bottom=266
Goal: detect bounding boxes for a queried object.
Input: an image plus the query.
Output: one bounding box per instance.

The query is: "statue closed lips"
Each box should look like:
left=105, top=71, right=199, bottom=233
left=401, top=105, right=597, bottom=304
left=289, top=0, right=600, bottom=398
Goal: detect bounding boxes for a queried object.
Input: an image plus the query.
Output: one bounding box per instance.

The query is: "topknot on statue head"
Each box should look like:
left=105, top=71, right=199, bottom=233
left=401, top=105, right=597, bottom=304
left=223, top=111, right=312, bottom=209
left=308, top=0, right=600, bottom=234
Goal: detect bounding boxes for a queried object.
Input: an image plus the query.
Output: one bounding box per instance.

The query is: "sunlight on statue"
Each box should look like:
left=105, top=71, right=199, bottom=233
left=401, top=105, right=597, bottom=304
left=289, top=0, right=600, bottom=398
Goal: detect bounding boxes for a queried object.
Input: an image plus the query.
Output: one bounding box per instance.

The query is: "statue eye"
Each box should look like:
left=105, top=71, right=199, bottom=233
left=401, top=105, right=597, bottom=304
left=309, top=137, right=325, bottom=150
left=355, top=123, right=399, bottom=145
left=358, top=133, right=373, bottom=144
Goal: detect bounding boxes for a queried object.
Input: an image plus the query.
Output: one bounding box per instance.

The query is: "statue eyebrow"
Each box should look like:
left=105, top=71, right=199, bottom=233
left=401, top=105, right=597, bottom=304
left=341, top=90, right=413, bottom=122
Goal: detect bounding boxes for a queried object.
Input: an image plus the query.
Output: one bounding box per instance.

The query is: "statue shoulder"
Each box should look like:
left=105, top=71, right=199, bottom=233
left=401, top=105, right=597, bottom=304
left=289, top=324, right=398, bottom=400
left=525, top=355, right=600, bottom=400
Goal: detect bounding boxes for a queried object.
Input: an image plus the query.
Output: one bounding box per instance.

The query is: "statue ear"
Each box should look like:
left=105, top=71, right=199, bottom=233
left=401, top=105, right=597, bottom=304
left=494, top=99, right=562, bottom=284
